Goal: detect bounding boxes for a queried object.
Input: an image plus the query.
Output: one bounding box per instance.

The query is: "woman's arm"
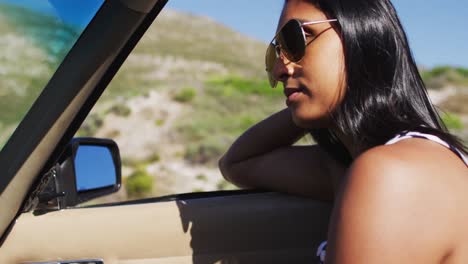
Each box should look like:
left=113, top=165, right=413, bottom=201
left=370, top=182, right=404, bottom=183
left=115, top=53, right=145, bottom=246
left=219, top=108, right=344, bottom=201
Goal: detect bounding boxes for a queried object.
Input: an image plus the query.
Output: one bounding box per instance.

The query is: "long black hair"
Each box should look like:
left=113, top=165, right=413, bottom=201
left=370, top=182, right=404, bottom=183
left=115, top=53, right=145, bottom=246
left=294, top=0, right=468, bottom=165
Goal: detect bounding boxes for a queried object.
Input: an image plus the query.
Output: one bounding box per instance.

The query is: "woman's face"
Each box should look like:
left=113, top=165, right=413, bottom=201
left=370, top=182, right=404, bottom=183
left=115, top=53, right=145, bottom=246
left=273, top=0, right=346, bottom=128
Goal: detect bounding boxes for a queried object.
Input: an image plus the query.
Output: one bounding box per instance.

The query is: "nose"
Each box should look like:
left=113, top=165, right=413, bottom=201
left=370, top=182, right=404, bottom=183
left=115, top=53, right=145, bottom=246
left=272, top=52, right=294, bottom=86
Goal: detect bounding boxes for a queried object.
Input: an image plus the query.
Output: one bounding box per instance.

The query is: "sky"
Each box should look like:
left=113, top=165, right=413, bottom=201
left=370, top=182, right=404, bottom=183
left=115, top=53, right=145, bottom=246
left=0, top=0, right=103, bottom=28
left=166, top=0, right=468, bottom=68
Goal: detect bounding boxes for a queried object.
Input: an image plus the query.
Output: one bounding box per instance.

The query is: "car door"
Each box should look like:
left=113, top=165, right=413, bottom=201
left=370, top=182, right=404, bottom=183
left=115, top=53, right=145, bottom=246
left=0, top=0, right=332, bottom=263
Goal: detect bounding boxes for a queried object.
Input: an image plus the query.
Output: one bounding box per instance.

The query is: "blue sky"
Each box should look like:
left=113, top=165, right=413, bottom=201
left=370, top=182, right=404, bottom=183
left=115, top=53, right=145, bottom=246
left=0, top=0, right=103, bottom=28
left=166, top=0, right=468, bottom=68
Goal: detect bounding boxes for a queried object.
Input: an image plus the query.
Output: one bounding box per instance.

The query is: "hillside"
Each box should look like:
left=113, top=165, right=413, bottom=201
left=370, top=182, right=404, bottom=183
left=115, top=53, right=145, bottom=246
left=79, top=9, right=285, bottom=200
left=99, top=10, right=267, bottom=101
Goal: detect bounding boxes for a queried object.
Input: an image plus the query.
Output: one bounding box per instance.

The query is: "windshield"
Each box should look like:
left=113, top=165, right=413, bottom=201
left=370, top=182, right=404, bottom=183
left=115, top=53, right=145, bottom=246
left=0, top=0, right=104, bottom=151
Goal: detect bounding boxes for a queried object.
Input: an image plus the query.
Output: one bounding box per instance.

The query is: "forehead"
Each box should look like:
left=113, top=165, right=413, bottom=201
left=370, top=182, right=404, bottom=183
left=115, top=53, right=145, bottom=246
left=278, top=0, right=328, bottom=30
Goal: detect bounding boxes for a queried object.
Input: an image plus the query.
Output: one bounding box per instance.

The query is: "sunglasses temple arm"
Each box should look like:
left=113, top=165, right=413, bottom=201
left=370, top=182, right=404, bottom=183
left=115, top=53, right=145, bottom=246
left=301, top=19, right=338, bottom=26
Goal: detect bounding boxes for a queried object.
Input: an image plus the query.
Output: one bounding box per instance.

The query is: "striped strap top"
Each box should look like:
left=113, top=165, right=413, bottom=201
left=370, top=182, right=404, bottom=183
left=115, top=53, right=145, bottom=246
left=385, top=131, right=468, bottom=166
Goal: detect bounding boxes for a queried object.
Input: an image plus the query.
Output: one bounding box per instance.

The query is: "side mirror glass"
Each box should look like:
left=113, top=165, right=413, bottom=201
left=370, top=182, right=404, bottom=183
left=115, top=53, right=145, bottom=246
left=75, top=145, right=117, bottom=192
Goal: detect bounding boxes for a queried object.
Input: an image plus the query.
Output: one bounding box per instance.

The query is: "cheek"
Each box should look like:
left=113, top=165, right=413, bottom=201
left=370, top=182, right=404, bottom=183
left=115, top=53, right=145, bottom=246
left=303, top=35, right=346, bottom=109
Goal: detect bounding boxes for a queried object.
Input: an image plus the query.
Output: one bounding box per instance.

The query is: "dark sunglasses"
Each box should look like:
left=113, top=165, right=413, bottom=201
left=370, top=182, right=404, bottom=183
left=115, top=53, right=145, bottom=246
left=265, top=18, right=338, bottom=88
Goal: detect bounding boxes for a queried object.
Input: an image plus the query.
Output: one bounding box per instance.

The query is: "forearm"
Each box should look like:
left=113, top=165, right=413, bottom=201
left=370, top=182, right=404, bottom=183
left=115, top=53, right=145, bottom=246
left=219, top=108, right=305, bottom=167
left=218, top=108, right=339, bottom=199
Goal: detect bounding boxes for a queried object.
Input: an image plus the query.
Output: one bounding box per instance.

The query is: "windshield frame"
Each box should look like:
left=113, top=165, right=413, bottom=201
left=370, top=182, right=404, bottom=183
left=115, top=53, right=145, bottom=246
left=0, top=0, right=169, bottom=241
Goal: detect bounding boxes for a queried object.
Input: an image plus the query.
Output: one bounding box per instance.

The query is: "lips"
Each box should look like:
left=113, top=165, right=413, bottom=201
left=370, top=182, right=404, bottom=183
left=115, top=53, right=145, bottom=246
left=284, top=87, right=304, bottom=98
left=284, top=87, right=305, bottom=106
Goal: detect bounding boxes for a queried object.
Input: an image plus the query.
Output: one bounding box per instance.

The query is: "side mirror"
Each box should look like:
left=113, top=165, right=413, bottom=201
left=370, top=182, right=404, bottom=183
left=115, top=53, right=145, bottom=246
left=49, top=138, right=121, bottom=209
left=72, top=139, right=121, bottom=203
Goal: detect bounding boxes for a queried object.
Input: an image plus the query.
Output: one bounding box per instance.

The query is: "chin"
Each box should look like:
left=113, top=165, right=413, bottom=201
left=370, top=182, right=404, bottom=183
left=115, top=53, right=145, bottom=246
left=290, top=108, right=331, bottom=129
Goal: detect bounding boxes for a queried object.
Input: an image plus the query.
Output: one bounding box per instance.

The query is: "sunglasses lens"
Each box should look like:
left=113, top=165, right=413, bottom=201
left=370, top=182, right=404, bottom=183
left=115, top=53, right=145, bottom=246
left=277, top=19, right=306, bottom=62
left=265, top=19, right=305, bottom=88
left=265, top=43, right=278, bottom=87
left=265, top=43, right=276, bottom=72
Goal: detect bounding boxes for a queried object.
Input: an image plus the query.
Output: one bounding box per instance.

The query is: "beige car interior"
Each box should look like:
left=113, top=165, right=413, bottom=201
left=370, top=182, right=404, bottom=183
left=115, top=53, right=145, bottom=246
left=0, top=59, right=114, bottom=239
left=1, top=193, right=331, bottom=263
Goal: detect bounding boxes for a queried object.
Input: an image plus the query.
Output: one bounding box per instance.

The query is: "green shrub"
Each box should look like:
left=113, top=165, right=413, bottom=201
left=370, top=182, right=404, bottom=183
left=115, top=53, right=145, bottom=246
left=238, top=115, right=257, bottom=130
left=439, top=94, right=468, bottom=115
left=147, top=153, right=161, bottom=163
left=155, top=119, right=165, bottom=126
left=185, top=139, right=225, bottom=165
left=216, top=179, right=237, bottom=191
left=121, top=156, right=139, bottom=167
left=173, top=87, right=196, bottom=103
left=429, top=66, right=452, bottom=77
left=104, top=129, right=120, bottom=138
left=441, top=112, right=464, bottom=130
left=77, top=113, right=104, bottom=136
left=206, top=75, right=282, bottom=97
left=422, top=66, right=468, bottom=89
left=125, top=168, right=153, bottom=198
left=196, top=174, right=208, bottom=182
left=108, top=104, right=131, bottom=117
left=174, top=75, right=286, bottom=167
left=455, top=67, right=468, bottom=77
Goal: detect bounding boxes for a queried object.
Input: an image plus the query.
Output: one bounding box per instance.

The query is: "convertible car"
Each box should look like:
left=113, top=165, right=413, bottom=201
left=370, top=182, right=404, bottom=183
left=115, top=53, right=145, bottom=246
left=0, top=0, right=331, bottom=263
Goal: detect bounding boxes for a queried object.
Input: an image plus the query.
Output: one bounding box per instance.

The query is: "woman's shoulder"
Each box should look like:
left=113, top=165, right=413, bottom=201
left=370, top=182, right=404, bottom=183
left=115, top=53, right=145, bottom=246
left=353, top=136, right=467, bottom=178
left=347, top=138, right=467, bottom=202
left=329, top=139, right=468, bottom=263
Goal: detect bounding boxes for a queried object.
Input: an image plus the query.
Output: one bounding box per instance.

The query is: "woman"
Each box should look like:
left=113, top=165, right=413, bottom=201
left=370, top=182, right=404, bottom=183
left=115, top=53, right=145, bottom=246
left=218, top=0, right=468, bottom=263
